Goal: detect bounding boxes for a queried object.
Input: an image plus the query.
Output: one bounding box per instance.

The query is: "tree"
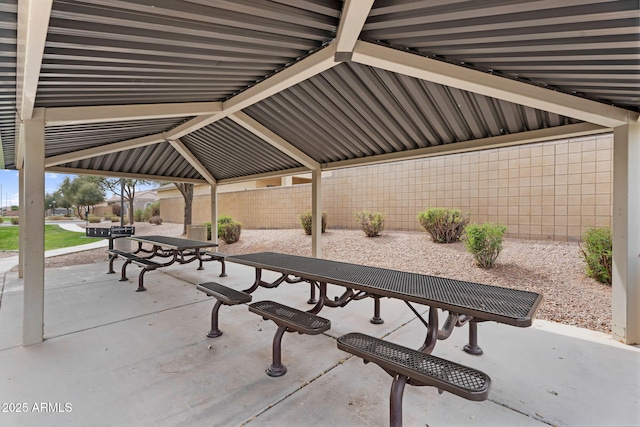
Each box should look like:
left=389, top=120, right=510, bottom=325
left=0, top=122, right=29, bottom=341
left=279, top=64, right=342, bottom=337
left=98, top=178, right=156, bottom=225
left=44, top=192, right=56, bottom=216
left=174, top=183, right=194, bottom=235
left=75, top=182, right=105, bottom=218
left=53, top=189, right=73, bottom=216
left=58, top=177, right=78, bottom=216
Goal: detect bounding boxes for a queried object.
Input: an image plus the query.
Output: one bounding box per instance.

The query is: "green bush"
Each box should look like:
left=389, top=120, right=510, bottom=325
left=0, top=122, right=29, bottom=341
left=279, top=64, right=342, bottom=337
left=417, top=208, right=470, bottom=243
left=110, top=216, right=120, bottom=222
left=10, top=217, right=19, bottom=225
left=355, top=210, right=385, bottom=237
left=205, top=222, right=212, bottom=240
left=134, top=209, right=143, bottom=222
left=299, top=211, right=327, bottom=235
left=219, top=221, right=241, bottom=244
left=464, top=223, right=507, bottom=268
left=87, top=215, right=101, bottom=224
left=217, top=215, right=233, bottom=238
left=580, top=227, right=612, bottom=285
left=0, top=217, right=3, bottom=223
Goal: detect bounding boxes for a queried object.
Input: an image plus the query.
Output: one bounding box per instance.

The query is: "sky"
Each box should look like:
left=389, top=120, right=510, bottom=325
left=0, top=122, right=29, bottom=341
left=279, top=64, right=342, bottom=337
left=0, top=170, right=69, bottom=208
left=0, top=170, right=156, bottom=208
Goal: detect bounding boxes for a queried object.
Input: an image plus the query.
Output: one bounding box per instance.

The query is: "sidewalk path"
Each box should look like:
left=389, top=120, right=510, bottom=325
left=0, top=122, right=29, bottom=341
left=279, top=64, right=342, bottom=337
left=0, top=223, right=107, bottom=274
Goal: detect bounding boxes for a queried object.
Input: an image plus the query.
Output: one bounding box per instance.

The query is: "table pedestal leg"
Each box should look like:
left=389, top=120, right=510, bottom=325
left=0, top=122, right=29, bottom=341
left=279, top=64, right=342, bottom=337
left=463, top=320, right=483, bottom=355
left=371, top=295, right=384, bottom=324
left=307, top=281, right=317, bottom=304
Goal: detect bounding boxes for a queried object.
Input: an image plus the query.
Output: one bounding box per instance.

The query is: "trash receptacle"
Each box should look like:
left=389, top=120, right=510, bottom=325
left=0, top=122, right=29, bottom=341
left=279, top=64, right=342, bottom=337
left=186, top=224, right=207, bottom=242
left=113, top=237, right=132, bottom=252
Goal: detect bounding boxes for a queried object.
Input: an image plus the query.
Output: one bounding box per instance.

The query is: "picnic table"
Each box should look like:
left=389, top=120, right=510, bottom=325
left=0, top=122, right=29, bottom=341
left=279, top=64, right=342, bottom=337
left=107, top=235, right=226, bottom=291
left=218, top=252, right=543, bottom=426
left=227, top=251, right=542, bottom=354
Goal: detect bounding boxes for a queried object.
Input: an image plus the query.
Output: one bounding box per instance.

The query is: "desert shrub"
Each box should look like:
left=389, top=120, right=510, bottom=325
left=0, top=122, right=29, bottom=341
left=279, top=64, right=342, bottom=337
left=464, top=223, right=507, bottom=268
left=0, top=217, right=3, bottom=223
left=299, top=211, right=327, bottom=235
left=217, top=215, right=233, bottom=237
left=112, top=204, right=121, bottom=217
left=580, top=227, right=612, bottom=285
left=110, top=216, right=120, bottom=222
left=149, top=201, right=160, bottom=217
left=355, top=210, right=385, bottom=237
left=219, top=221, right=241, bottom=244
left=134, top=209, right=143, bottom=222
left=149, top=215, right=163, bottom=225
left=10, top=217, right=18, bottom=225
left=48, top=215, right=65, bottom=221
left=87, top=215, right=101, bottom=224
left=417, top=208, right=470, bottom=243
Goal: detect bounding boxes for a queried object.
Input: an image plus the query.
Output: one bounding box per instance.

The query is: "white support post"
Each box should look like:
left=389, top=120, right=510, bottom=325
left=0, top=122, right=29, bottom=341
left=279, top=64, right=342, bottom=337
left=18, top=167, right=25, bottom=278
left=22, top=109, right=45, bottom=346
left=611, top=121, right=640, bottom=345
left=311, top=168, right=322, bottom=259
left=210, top=183, right=218, bottom=247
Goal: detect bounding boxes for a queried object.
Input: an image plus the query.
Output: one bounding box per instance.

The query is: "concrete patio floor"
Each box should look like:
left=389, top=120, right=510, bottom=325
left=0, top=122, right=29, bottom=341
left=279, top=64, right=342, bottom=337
left=0, top=258, right=638, bottom=427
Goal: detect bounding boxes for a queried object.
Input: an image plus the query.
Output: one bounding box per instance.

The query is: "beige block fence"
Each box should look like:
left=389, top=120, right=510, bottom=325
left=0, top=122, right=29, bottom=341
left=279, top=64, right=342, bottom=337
left=159, top=133, right=613, bottom=241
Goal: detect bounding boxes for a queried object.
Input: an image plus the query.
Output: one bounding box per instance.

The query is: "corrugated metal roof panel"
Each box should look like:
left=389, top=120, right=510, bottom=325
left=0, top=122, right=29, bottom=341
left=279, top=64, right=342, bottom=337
left=244, top=62, right=578, bottom=164
left=181, top=118, right=303, bottom=180
left=45, top=116, right=191, bottom=157
left=0, top=0, right=16, bottom=168
left=36, top=0, right=340, bottom=108
left=363, top=0, right=640, bottom=112
left=60, top=142, right=202, bottom=180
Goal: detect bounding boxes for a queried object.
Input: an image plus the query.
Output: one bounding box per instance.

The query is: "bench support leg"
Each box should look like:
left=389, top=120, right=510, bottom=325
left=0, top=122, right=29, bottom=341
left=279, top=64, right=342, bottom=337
left=219, top=260, right=227, bottom=277
left=390, top=374, right=408, bottom=427
left=136, top=268, right=149, bottom=292
left=207, top=300, right=224, bottom=338
left=371, top=295, right=384, bottom=324
left=266, top=325, right=288, bottom=377
left=119, top=261, right=131, bottom=282
left=107, top=255, right=116, bottom=274
left=463, top=320, right=483, bottom=355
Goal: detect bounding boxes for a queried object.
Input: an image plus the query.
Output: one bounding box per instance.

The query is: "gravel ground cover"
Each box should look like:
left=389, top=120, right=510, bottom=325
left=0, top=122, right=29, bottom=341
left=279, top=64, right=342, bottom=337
left=3, top=222, right=611, bottom=334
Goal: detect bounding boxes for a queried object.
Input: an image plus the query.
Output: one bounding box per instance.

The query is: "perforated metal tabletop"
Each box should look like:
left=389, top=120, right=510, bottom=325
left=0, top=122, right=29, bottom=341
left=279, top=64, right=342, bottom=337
left=227, top=252, right=542, bottom=327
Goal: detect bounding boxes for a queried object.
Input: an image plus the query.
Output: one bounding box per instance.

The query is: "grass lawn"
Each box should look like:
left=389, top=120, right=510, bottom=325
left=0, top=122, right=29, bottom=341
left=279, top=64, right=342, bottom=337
left=0, top=225, right=103, bottom=251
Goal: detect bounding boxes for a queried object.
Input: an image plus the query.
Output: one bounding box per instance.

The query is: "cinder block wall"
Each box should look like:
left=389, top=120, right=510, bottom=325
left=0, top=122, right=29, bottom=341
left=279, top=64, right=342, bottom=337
left=160, top=133, right=613, bottom=241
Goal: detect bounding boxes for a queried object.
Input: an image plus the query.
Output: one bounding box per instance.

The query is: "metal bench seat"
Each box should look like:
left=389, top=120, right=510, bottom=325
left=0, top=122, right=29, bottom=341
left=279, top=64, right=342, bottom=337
left=337, top=332, right=490, bottom=426
left=249, top=300, right=331, bottom=377
left=196, top=282, right=252, bottom=338
left=107, top=249, right=161, bottom=292
left=249, top=301, right=330, bottom=335
left=197, top=282, right=251, bottom=305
